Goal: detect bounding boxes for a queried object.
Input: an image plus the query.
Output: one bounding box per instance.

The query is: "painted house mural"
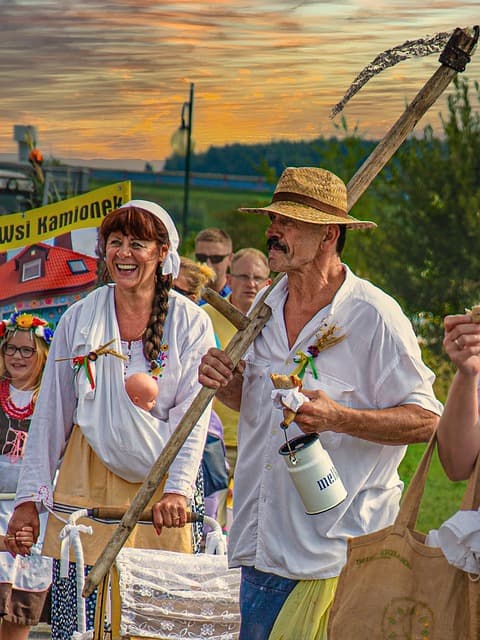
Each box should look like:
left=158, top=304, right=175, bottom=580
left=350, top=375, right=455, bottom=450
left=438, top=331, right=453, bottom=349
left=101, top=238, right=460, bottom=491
left=0, top=242, right=98, bottom=326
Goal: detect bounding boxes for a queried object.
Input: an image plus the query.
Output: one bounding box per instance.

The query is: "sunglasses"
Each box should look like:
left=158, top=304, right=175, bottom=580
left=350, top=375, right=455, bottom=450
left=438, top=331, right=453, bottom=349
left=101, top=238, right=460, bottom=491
left=195, top=253, right=229, bottom=264
left=2, top=344, right=37, bottom=359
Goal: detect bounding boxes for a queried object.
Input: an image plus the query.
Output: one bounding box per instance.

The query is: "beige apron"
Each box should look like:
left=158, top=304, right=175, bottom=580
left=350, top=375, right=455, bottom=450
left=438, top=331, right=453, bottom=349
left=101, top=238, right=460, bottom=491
left=43, top=426, right=192, bottom=566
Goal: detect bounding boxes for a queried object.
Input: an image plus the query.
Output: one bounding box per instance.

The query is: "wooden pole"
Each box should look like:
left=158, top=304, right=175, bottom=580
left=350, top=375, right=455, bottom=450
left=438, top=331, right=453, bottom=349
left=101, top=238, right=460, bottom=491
left=84, top=26, right=478, bottom=599
left=201, top=287, right=251, bottom=330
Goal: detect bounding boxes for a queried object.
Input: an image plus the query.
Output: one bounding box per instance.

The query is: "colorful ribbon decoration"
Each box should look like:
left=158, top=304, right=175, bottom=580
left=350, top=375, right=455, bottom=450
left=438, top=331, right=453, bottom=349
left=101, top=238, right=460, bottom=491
left=291, top=351, right=319, bottom=380
left=73, top=355, right=95, bottom=390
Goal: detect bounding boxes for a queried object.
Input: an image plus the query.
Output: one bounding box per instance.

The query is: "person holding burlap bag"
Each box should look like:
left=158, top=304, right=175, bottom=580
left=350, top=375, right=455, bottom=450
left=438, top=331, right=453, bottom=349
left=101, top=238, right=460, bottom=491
left=327, top=310, right=480, bottom=639
left=199, top=166, right=442, bottom=640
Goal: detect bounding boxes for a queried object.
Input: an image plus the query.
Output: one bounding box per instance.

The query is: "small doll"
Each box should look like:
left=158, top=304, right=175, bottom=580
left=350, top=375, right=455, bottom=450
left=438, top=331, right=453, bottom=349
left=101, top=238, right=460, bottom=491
left=125, top=372, right=158, bottom=412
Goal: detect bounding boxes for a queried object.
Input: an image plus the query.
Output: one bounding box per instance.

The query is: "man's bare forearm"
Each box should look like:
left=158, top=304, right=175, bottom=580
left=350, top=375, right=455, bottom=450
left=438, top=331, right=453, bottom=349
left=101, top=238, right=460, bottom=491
left=337, top=404, right=438, bottom=444
left=296, top=393, right=438, bottom=445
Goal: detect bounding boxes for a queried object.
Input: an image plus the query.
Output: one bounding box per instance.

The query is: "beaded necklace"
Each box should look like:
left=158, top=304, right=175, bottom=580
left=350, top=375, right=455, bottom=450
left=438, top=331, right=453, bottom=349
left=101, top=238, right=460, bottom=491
left=0, top=378, right=34, bottom=420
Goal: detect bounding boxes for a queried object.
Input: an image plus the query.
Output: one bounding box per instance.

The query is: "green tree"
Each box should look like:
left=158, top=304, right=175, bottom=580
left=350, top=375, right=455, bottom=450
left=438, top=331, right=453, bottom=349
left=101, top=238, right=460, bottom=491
left=252, top=158, right=277, bottom=185
left=365, top=77, right=480, bottom=355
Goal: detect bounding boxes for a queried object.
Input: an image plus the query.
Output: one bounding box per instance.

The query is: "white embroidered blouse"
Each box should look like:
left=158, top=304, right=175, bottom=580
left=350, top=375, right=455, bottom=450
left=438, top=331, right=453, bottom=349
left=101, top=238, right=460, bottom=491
left=14, top=285, right=215, bottom=507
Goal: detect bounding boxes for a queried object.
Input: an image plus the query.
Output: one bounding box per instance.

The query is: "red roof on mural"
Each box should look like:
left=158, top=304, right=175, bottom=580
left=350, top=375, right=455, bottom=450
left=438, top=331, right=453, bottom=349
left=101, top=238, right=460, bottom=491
left=0, top=242, right=97, bottom=304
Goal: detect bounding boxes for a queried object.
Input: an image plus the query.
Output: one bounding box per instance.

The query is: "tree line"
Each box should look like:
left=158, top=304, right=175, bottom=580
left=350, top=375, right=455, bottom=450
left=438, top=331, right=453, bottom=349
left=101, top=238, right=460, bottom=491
left=165, top=134, right=377, bottom=179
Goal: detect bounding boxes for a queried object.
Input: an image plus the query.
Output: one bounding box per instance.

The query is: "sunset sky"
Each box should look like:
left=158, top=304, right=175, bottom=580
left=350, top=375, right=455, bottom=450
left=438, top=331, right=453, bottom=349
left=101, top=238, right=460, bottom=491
left=1, top=1, right=479, bottom=167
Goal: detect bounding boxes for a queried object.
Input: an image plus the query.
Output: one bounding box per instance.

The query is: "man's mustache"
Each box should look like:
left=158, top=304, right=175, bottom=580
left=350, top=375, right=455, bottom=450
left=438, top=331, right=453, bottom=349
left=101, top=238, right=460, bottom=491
left=267, top=237, right=287, bottom=253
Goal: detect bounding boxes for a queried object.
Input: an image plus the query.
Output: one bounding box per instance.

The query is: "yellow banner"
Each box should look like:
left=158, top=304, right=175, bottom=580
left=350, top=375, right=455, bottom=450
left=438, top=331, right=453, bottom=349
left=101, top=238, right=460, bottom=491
left=0, top=181, right=131, bottom=251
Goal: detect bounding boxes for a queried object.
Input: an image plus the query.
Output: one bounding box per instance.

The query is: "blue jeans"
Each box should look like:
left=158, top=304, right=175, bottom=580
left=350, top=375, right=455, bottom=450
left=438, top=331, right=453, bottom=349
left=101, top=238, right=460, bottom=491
left=239, top=566, right=298, bottom=640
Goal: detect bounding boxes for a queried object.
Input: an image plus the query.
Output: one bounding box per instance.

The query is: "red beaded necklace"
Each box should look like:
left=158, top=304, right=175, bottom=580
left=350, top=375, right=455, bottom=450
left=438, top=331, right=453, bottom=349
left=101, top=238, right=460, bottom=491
left=0, top=378, right=34, bottom=420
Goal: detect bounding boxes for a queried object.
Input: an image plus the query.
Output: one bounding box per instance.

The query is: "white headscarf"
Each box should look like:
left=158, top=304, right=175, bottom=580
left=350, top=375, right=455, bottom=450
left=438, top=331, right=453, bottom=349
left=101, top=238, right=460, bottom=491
left=117, top=199, right=181, bottom=278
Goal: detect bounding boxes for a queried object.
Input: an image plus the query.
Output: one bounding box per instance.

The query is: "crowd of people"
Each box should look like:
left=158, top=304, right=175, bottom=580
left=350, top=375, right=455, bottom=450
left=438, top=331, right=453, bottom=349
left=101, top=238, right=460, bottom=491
left=0, top=166, right=478, bottom=640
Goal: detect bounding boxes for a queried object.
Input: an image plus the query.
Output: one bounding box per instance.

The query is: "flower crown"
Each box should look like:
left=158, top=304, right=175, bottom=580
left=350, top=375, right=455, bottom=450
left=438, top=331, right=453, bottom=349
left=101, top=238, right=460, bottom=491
left=0, top=311, right=54, bottom=346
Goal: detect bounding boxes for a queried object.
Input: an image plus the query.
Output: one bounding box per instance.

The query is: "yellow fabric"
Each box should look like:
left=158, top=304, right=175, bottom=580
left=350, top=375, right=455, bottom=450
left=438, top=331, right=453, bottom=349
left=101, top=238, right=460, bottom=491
left=203, top=302, right=239, bottom=454
left=93, top=573, right=110, bottom=639
left=268, top=577, right=339, bottom=640
left=43, top=426, right=192, bottom=566
left=110, top=565, right=122, bottom=640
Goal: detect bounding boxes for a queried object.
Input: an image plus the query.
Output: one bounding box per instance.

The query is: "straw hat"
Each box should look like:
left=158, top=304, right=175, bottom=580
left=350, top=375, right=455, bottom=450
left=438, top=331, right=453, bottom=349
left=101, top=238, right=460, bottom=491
left=239, top=167, right=376, bottom=229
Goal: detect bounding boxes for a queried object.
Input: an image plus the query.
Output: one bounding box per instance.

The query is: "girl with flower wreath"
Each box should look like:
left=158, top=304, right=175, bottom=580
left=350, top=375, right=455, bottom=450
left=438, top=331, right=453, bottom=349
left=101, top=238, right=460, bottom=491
left=0, top=311, right=54, bottom=640
left=6, top=201, right=215, bottom=640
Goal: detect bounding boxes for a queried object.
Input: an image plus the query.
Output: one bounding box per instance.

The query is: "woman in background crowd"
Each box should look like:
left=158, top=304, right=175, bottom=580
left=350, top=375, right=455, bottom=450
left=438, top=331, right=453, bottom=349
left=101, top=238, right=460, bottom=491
left=0, top=311, right=53, bottom=640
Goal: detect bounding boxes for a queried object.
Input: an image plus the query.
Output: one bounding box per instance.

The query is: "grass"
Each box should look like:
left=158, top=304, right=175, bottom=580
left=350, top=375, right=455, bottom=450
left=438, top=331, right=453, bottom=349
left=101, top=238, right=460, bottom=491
left=90, top=178, right=260, bottom=222
left=91, top=177, right=462, bottom=533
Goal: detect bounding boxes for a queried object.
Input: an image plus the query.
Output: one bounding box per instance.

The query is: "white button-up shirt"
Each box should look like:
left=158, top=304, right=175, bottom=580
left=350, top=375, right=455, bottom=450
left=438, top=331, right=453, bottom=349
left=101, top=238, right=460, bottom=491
left=228, top=266, right=442, bottom=580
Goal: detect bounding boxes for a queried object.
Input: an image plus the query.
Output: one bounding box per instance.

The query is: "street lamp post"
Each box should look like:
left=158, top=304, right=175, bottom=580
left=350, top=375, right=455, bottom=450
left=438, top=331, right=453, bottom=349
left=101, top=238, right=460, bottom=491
left=171, top=83, right=194, bottom=241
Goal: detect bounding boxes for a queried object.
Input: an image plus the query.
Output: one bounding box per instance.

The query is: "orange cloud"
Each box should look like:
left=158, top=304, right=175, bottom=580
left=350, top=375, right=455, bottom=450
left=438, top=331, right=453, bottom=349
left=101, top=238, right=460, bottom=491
left=0, top=1, right=478, bottom=164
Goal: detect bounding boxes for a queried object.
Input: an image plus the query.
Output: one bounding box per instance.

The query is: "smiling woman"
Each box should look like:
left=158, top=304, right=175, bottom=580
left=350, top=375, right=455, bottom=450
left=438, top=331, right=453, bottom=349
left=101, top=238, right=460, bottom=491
left=6, top=200, right=216, bottom=639
left=104, top=235, right=168, bottom=293
left=0, top=311, right=54, bottom=640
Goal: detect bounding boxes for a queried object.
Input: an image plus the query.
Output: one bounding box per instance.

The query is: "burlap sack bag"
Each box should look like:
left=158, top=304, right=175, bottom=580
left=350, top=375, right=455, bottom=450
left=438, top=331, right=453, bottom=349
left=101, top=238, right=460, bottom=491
left=327, top=434, right=480, bottom=639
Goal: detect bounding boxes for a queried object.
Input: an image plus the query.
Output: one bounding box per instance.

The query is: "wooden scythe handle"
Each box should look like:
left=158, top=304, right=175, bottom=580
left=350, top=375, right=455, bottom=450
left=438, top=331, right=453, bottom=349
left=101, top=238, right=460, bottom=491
left=88, top=507, right=202, bottom=523
left=201, top=286, right=251, bottom=329
left=83, top=27, right=478, bottom=599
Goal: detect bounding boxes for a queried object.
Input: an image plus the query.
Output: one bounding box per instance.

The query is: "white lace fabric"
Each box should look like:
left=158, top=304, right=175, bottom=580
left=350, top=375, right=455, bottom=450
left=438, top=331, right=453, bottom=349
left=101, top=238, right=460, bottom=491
left=114, top=547, right=240, bottom=639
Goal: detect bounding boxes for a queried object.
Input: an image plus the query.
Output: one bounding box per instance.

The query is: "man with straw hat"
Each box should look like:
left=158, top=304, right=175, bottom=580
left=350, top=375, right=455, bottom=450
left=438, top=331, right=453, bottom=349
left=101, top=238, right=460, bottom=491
left=199, top=166, right=442, bottom=640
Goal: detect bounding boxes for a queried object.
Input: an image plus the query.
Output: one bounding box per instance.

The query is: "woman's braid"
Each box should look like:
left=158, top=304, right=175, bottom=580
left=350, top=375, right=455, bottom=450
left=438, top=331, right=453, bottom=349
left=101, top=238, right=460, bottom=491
left=144, top=265, right=171, bottom=366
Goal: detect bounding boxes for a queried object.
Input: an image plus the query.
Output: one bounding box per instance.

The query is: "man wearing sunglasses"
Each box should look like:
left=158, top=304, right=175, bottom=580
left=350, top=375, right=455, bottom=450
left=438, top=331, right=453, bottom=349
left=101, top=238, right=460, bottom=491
left=194, top=228, right=233, bottom=305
